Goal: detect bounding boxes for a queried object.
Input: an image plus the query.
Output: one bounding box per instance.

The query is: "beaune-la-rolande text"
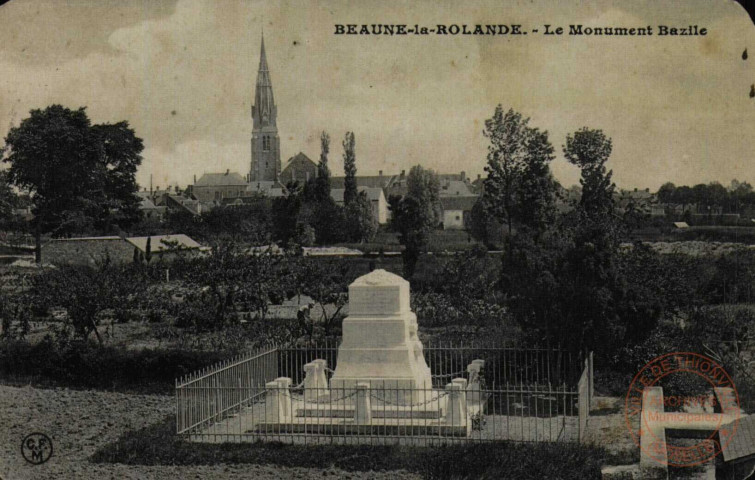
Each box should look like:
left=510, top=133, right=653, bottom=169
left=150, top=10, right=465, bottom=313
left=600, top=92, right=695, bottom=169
left=334, top=24, right=707, bottom=36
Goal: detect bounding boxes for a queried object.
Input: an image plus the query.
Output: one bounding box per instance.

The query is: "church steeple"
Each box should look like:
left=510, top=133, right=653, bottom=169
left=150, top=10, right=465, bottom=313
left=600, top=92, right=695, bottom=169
left=254, top=34, right=275, bottom=127
left=250, top=33, right=280, bottom=182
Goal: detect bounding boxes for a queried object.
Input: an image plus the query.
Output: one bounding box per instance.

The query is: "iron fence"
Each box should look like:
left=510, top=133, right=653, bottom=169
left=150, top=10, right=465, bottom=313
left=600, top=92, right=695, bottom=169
left=175, top=342, right=592, bottom=445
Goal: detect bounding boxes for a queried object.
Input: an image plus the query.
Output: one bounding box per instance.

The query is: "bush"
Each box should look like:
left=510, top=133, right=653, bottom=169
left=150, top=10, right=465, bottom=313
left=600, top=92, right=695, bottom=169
left=0, top=338, right=228, bottom=394
left=92, top=415, right=607, bottom=479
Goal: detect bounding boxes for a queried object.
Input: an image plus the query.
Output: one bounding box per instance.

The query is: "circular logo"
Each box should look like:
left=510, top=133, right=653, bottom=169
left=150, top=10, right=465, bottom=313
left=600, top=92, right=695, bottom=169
left=624, top=352, right=741, bottom=468
left=21, top=433, right=53, bottom=465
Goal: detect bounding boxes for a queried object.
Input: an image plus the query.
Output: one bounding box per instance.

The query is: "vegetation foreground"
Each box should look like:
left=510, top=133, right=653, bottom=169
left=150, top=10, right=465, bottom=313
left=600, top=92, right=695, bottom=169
left=91, top=415, right=606, bottom=480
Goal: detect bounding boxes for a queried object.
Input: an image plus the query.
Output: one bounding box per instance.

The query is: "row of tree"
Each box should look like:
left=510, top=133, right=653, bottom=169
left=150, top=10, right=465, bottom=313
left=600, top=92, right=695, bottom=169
left=470, top=105, right=667, bottom=357
left=0, top=105, right=382, bottom=260
left=657, top=180, right=755, bottom=213
left=271, top=131, right=377, bottom=247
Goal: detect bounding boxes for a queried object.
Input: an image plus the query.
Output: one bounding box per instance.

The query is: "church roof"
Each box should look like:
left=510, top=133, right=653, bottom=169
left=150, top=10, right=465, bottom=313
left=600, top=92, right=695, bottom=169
left=194, top=172, right=248, bottom=187
left=283, top=152, right=316, bottom=169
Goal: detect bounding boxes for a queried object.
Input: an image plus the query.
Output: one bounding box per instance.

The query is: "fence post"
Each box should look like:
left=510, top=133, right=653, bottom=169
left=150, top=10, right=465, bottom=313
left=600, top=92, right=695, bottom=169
left=589, top=352, right=594, bottom=406
left=445, top=382, right=464, bottom=427
left=354, top=383, right=371, bottom=424
left=276, top=377, right=292, bottom=420
left=265, top=381, right=282, bottom=423
left=452, top=378, right=468, bottom=416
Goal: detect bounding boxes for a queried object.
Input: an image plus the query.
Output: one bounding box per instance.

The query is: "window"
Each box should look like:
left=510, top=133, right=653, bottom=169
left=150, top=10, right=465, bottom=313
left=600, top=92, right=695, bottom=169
left=262, top=136, right=271, bottom=151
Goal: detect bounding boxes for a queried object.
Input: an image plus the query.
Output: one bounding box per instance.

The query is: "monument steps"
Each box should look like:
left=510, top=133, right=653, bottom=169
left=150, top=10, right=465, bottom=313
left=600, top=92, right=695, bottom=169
left=295, top=404, right=444, bottom=419
left=253, top=419, right=469, bottom=437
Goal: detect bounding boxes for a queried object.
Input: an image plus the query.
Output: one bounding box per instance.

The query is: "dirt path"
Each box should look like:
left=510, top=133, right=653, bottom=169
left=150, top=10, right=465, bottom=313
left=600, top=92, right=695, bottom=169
left=0, top=385, right=418, bottom=480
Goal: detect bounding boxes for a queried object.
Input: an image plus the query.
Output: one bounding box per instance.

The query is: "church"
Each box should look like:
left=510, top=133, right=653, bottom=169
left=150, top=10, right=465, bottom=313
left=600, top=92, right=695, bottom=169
left=187, top=35, right=474, bottom=227
left=189, top=34, right=331, bottom=204
left=192, top=33, right=287, bottom=204
left=249, top=34, right=281, bottom=183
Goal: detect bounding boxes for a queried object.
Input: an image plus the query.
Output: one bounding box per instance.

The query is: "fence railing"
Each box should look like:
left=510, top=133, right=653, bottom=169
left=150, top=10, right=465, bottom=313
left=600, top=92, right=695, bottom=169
left=175, top=344, right=278, bottom=436
left=175, top=343, right=593, bottom=445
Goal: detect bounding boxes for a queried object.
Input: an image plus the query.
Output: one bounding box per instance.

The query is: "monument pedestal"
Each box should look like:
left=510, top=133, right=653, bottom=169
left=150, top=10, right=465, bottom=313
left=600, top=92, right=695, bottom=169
left=254, top=270, right=469, bottom=438
left=330, top=270, right=432, bottom=402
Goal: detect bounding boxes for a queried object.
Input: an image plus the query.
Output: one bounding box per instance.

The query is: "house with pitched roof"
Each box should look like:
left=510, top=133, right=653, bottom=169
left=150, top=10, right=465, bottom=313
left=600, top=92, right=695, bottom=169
left=330, top=186, right=389, bottom=224
left=192, top=171, right=250, bottom=202
left=440, top=195, right=478, bottom=230
left=279, top=152, right=318, bottom=185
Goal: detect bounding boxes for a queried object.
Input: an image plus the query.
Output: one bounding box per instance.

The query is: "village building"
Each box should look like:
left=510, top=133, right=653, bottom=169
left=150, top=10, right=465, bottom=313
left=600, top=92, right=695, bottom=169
left=330, top=186, right=389, bottom=224
left=279, top=152, right=318, bottom=185
left=440, top=195, right=478, bottom=230
left=192, top=171, right=249, bottom=202
left=42, top=234, right=204, bottom=266
left=138, top=198, right=167, bottom=221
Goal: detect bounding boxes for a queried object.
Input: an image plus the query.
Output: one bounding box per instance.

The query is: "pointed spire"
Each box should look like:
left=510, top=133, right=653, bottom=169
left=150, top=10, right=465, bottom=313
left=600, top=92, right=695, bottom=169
left=256, top=32, right=272, bottom=88
left=252, top=29, right=277, bottom=129
left=259, top=32, right=268, bottom=73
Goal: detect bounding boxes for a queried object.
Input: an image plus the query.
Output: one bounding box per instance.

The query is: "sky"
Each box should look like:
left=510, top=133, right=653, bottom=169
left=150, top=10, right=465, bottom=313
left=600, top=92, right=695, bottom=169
left=0, top=0, right=753, bottom=191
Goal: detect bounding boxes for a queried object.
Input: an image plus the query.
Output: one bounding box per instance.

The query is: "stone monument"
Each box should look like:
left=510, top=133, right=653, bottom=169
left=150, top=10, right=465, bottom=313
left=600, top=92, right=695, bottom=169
left=254, top=269, right=477, bottom=437
left=330, top=269, right=433, bottom=398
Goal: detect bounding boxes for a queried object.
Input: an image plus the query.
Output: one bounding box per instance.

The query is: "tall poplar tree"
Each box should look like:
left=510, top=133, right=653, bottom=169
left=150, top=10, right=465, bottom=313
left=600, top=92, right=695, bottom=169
left=342, top=131, right=357, bottom=205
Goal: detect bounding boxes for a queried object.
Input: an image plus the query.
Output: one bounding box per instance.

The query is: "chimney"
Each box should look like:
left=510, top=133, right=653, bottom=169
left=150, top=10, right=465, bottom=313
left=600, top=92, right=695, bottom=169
left=193, top=174, right=196, bottom=184
left=477, top=174, right=481, bottom=181
left=379, top=170, right=383, bottom=177
left=225, top=169, right=229, bottom=176
left=461, top=171, right=466, bottom=181
left=401, top=169, right=406, bottom=177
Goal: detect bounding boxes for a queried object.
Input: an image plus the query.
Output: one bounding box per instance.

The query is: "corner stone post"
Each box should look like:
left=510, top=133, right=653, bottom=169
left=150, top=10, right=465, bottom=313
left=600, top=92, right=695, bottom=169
left=354, top=382, right=372, bottom=424
left=265, top=381, right=282, bottom=423
left=445, top=382, right=464, bottom=426
left=276, top=377, right=292, bottom=419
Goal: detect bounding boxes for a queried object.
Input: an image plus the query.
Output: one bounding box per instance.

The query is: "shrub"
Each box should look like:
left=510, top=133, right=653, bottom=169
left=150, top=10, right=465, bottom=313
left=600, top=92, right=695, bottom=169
left=92, top=415, right=607, bottom=479
left=0, top=338, right=228, bottom=394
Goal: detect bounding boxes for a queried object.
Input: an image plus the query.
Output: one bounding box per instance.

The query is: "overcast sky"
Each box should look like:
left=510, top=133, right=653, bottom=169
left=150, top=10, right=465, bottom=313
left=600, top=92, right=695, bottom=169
left=0, top=0, right=753, bottom=191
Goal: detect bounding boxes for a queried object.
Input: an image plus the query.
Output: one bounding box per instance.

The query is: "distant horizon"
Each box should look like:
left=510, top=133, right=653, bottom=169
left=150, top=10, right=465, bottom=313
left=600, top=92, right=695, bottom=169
left=1, top=0, right=753, bottom=193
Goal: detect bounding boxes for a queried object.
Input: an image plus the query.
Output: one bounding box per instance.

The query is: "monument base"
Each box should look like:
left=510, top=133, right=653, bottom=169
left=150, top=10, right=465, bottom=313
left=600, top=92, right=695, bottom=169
left=254, top=419, right=470, bottom=437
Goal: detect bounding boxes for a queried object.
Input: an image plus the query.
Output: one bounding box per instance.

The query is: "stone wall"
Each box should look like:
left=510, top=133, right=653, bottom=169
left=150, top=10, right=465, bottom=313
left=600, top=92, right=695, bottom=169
left=43, top=237, right=135, bottom=266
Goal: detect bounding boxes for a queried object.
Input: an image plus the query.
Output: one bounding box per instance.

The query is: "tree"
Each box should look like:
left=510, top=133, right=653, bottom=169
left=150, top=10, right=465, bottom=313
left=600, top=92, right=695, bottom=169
left=657, top=182, right=676, bottom=205
left=389, top=165, right=441, bottom=279
left=482, top=106, right=557, bottom=243
left=515, top=128, right=557, bottom=237
left=563, top=127, right=615, bottom=219
left=145, top=236, right=152, bottom=264
left=272, top=181, right=304, bottom=246
left=469, top=195, right=504, bottom=247
left=345, top=191, right=377, bottom=243
left=390, top=195, right=427, bottom=279
left=3, top=105, right=144, bottom=262
left=33, top=263, right=146, bottom=344
left=312, top=131, right=332, bottom=203
left=90, top=122, right=144, bottom=230
left=0, top=170, right=19, bottom=225
left=342, top=131, right=357, bottom=205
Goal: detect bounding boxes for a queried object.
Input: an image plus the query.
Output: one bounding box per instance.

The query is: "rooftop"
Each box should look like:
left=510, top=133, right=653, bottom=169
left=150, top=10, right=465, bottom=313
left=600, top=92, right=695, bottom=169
left=195, top=172, right=248, bottom=187
left=126, top=234, right=204, bottom=253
